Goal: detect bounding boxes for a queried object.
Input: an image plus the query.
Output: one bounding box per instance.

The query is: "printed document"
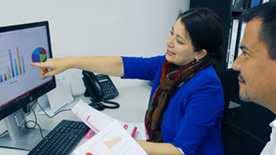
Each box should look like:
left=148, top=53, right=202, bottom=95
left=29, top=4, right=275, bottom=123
left=73, top=120, right=147, bottom=155
left=71, top=100, right=148, bottom=154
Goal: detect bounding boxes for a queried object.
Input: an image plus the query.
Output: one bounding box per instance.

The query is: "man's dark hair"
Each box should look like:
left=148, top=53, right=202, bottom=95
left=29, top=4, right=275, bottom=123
left=239, top=1, right=276, bottom=59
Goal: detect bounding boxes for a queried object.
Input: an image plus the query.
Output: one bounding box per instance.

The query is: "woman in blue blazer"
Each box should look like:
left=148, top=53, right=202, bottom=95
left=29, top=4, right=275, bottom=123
left=31, top=8, right=225, bottom=155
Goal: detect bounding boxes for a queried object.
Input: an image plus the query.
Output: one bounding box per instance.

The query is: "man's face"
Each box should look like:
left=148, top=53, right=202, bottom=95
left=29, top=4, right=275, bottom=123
left=232, top=18, right=276, bottom=110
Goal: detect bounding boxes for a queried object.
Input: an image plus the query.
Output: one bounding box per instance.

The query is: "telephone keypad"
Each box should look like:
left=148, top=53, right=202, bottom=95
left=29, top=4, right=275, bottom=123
left=96, top=74, right=119, bottom=100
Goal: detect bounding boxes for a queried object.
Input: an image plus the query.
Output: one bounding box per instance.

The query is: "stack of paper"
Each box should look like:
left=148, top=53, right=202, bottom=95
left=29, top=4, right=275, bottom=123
left=71, top=100, right=147, bottom=155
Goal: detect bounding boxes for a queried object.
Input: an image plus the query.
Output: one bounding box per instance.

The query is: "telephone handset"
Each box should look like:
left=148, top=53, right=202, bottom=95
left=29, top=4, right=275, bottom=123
left=82, top=70, right=119, bottom=111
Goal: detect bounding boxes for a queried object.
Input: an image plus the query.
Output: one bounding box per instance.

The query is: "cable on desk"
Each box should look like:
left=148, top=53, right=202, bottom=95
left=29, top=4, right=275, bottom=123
left=36, top=100, right=71, bottom=118
left=24, top=103, right=44, bottom=139
left=24, top=100, right=36, bottom=116
left=25, top=120, right=44, bottom=139
left=25, top=103, right=38, bottom=128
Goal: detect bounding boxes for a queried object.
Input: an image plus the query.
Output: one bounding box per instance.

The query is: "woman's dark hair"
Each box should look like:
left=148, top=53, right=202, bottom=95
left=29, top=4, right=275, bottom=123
left=178, top=8, right=224, bottom=62
left=239, top=1, right=276, bottom=59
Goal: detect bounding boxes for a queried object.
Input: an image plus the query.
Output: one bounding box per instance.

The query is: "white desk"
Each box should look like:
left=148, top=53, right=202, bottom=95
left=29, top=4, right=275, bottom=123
left=0, top=84, right=151, bottom=155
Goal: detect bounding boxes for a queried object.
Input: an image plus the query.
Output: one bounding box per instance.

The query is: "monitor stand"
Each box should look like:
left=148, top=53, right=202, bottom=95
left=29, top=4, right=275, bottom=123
left=0, top=108, right=50, bottom=151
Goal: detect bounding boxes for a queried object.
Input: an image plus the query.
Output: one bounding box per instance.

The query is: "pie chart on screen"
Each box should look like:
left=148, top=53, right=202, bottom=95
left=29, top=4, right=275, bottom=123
left=32, top=47, right=47, bottom=62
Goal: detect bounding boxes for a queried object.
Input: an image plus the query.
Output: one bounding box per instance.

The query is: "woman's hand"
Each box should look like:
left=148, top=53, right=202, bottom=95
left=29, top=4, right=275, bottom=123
left=29, top=58, right=70, bottom=79
left=135, top=139, right=182, bottom=155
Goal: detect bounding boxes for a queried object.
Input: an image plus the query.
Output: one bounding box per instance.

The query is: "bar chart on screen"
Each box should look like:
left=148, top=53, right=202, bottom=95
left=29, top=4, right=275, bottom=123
left=0, top=47, right=26, bottom=83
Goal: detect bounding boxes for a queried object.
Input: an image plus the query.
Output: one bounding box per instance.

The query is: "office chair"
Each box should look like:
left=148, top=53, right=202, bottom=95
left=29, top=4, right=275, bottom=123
left=220, top=69, right=275, bottom=155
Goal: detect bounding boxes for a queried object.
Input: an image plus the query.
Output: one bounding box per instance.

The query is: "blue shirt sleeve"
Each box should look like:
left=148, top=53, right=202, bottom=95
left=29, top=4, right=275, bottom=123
left=121, top=55, right=165, bottom=80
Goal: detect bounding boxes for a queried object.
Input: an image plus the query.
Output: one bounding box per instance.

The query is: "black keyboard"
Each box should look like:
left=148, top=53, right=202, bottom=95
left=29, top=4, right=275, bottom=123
left=28, top=120, right=89, bottom=155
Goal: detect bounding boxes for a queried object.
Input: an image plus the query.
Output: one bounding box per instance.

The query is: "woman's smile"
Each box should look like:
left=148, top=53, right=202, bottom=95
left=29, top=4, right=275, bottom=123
left=166, top=49, right=176, bottom=56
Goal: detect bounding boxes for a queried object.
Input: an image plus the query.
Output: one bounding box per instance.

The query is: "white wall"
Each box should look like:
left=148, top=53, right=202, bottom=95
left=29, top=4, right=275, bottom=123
left=0, top=0, right=190, bottom=95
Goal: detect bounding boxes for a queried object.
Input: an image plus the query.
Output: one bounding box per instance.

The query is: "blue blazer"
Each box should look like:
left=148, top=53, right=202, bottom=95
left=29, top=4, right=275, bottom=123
left=122, top=55, right=225, bottom=155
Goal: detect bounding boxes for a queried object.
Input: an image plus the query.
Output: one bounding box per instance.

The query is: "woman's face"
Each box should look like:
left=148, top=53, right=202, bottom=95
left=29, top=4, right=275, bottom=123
left=166, top=18, right=198, bottom=66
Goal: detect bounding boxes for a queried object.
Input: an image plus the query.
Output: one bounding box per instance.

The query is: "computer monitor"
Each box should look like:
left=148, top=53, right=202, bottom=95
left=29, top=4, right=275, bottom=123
left=0, top=21, right=56, bottom=150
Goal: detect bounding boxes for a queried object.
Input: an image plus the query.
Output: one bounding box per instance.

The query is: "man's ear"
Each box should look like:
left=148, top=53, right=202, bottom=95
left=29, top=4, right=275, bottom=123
left=197, top=49, right=207, bottom=60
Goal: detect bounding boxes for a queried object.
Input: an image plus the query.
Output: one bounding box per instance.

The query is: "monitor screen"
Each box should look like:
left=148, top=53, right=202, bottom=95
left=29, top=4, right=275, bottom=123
left=0, top=21, right=56, bottom=150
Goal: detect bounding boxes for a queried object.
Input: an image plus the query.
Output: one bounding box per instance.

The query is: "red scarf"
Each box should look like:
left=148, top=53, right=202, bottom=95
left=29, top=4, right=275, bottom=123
left=145, top=56, right=214, bottom=142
